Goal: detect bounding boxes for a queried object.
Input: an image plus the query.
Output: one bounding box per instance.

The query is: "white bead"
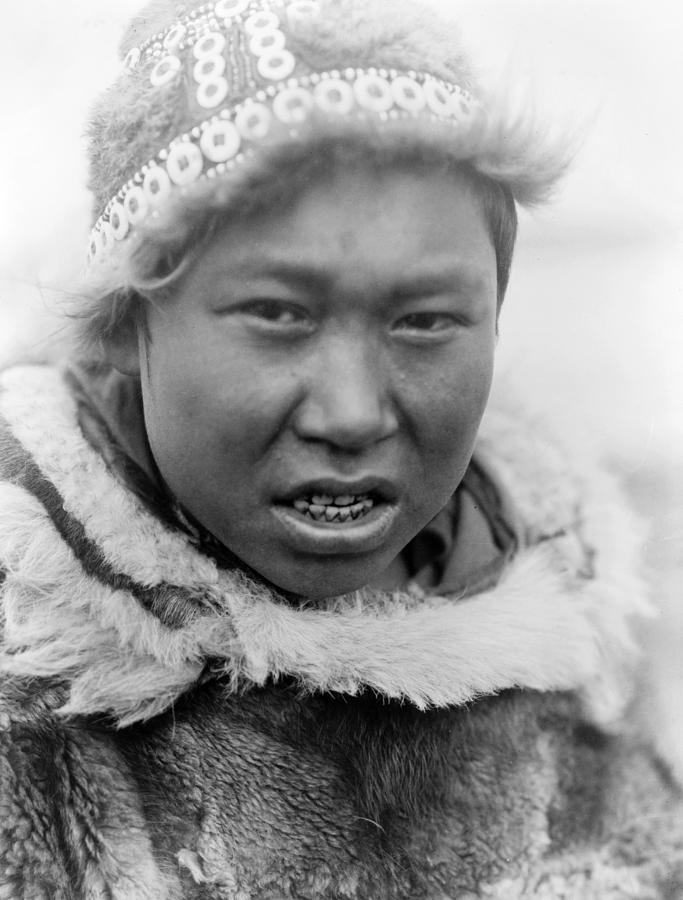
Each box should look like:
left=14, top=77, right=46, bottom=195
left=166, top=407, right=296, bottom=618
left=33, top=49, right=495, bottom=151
left=214, top=0, right=249, bottom=19
left=109, top=202, right=130, bottom=240
left=166, top=142, right=204, bottom=185
left=143, top=165, right=172, bottom=204
left=249, top=28, right=286, bottom=57
left=391, top=75, right=426, bottom=113
left=99, top=221, right=114, bottom=250
left=92, top=231, right=106, bottom=262
left=196, top=75, right=229, bottom=108
left=234, top=102, right=272, bottom=140
left=124, top=47, right=141, bottom=71
left=451, top=88, right=476, bottom=122
left=199, top=119, right=241, bottom=161
left=150, top=55, right=181, bottom=87
left=353, top=73, right=393, bottom=113
left=313, top=77, right=354, bottom=115
left=257, top=48, right=295, bottom=81
left=164, top=23, right=187, bottom=51
left=193, top=53, right=226, bottom=82
left=193, top=31, right=226, bottom=60
left=423, top=78, right=453, bottom=117
left=272, top=86, right=313, bottom=124
left=123, top=186, right=149, bottom=225
left=245, top=11, right=280, bottom=34
left=286, top=0, right=320, bottom=25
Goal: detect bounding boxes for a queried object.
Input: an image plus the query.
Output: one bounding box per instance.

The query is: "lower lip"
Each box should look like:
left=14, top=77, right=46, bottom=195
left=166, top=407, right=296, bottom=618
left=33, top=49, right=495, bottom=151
left=272, top=502, right=400, bottom=555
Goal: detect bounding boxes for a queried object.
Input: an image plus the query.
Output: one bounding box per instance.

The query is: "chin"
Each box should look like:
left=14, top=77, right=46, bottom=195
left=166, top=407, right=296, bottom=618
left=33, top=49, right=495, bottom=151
left=264, top=556, right=392, bottom=603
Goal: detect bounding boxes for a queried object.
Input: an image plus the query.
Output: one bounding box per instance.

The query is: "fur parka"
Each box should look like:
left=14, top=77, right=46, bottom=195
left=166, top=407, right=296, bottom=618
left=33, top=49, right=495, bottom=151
left=0, top=364, right=681, bottom=899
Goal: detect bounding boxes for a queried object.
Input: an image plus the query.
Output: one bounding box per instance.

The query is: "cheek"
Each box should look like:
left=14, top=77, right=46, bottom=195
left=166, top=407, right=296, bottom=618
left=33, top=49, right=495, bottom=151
left=408, top=338, right=494, bottom=446
left=141, top=317, right=304, bottom=492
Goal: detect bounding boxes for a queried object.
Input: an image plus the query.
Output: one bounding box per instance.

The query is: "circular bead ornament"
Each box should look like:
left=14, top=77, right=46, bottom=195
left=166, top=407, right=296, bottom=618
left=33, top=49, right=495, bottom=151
left=452, top=88, right=475, bottom=122
left=124, top=47, right=141, bottom=72
left=166, top=142, right=204, bottom=185
left=353, top=74, right=393, bottom=113
left=245, top=11, right=280, bottom=34
left=273, top=86, right=313, bottom=124
left=193, top=31, right=226, bottom=60
left=249, top=29, right=286, bottom=57
left=123, top=187, right=149, bottom=225
left=314, top=78, right=354, bottom=115
left=234, top=102, right=273, bottom=140
left=196, top=76, right=229, bottom=109
left=286, top=0, right=321, bottom=25
left=200, top=119, right=241, bottom=161
left=99, top=221, right=114, bottom=251
left=257, top=48, right=295, bottom=81
left=164, top=23, right=187, bottom=51
left=214, top=0, right=249, bottom=19
left=143, top=166, right=172, bottom=204
left=109, top=202, right=130, bottom=240
left=423, top=78, right=453, bottom=117
left=392, top=75, right=426, bottom=113
left=150, top=55, right=181, bottom=87
left=193, top=54, right=226, bottom=82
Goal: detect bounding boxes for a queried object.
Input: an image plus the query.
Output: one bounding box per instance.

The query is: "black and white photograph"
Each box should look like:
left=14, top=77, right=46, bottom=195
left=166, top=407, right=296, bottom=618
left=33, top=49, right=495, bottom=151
left=0, top=1, right=681, bottom=896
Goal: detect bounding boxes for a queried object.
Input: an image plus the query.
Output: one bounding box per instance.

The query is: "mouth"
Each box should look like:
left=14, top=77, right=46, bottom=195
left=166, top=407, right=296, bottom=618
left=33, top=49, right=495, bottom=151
left=272, top=478, right=400, bottom=555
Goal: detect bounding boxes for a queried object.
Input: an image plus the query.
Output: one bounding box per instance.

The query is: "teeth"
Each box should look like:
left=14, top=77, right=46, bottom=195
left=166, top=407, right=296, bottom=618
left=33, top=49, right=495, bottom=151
left=333, top=494, right=356, bottom=507
left=291, top=494, right=376, bottom=523
left=350, top=502, right=365, bottom=519
left=311, top=494, right=334, bottom=505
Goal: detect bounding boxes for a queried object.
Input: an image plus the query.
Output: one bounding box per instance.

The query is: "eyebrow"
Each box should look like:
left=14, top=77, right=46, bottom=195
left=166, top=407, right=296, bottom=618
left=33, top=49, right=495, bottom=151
left=388, top=263, right=493, bottom=299
left=218, top=254, right=493, bottom=297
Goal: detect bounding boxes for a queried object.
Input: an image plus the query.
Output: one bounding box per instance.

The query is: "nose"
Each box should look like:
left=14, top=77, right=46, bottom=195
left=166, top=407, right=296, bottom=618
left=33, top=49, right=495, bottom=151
left=293, top=335, right=398, bottom=451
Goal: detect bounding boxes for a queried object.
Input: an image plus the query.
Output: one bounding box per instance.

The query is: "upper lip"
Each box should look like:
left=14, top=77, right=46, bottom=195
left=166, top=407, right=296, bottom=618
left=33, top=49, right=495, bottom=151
left=277, top=475, right=400, bottom=504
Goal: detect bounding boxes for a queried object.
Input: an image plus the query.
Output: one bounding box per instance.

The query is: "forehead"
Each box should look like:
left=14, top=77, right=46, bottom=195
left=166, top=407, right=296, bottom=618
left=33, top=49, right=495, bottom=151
left=187, top=165, right=497, bottom=297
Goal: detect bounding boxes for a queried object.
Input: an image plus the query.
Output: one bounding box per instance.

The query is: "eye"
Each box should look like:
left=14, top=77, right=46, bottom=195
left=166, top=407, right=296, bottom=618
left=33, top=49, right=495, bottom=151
left=238, top=299, right=311, bottom=328
left=392, top=311, right=459, bottom=335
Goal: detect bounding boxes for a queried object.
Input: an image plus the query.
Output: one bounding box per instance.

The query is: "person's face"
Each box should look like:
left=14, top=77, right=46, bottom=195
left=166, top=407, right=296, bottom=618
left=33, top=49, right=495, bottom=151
left=135, top=166, right=498, bottom=599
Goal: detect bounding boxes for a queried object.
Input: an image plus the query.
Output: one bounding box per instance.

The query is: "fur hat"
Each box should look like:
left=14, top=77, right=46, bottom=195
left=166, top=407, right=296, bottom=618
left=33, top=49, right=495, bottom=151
left=86, top=0, right=569, bottom=271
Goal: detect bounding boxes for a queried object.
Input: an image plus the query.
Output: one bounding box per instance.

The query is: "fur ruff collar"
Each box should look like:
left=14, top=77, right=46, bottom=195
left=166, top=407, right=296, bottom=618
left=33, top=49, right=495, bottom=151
left=0, top=365, right=650, bottom=728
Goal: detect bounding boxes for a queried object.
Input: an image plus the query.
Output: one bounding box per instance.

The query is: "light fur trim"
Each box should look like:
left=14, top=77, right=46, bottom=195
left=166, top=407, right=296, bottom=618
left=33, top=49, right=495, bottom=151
left=477, top=398, right=654, bottom=729
left=0, top=366, right=650, bottom=728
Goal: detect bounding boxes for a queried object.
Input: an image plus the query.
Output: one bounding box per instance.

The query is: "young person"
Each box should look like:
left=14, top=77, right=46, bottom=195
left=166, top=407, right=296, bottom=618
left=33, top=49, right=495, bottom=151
left=1, top=0, right=681, bottom=897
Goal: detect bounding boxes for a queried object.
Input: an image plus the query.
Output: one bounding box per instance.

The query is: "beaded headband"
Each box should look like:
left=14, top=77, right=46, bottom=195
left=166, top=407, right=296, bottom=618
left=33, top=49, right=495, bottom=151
left=87, top=0, right=482, bottom=267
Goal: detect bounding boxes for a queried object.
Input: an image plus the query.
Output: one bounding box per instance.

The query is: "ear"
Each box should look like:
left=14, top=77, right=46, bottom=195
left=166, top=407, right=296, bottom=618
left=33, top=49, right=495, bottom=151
left=103, top=322, right=142, bottom=376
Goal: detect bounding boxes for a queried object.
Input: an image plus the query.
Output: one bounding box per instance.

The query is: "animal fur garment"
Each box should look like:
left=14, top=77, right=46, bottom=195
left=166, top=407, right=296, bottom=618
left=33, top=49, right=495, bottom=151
left=1, top=365, right=682, bottom=898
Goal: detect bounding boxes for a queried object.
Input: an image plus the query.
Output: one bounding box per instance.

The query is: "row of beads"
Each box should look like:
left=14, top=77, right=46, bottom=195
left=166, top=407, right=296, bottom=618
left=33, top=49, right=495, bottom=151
left=124, top=0, right=316, bottom=72
left=89, top=69, right=478, bottom=263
